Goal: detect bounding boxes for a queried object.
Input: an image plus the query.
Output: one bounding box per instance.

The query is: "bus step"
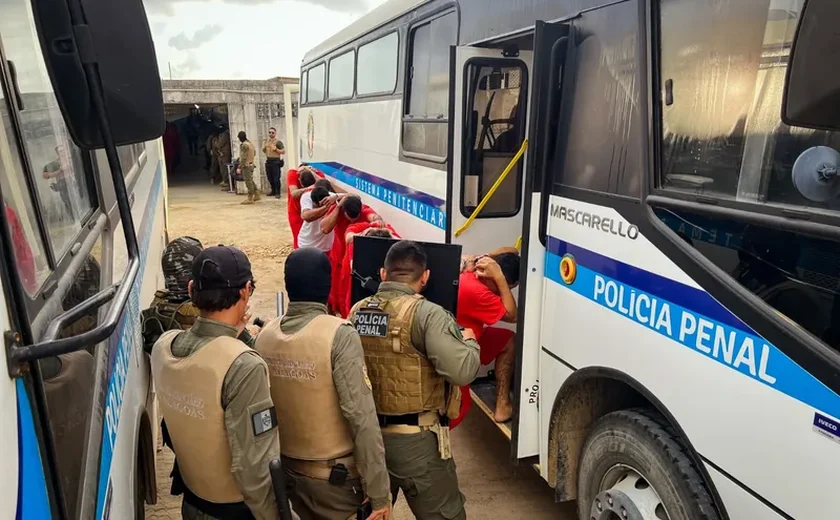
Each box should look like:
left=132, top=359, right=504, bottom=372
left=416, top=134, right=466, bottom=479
left=469, top=380, right=512, bottom=440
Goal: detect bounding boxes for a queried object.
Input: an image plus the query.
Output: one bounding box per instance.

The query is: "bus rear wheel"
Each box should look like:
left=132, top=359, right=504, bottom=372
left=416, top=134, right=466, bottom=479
left=576, top=408, right=720, bottom=520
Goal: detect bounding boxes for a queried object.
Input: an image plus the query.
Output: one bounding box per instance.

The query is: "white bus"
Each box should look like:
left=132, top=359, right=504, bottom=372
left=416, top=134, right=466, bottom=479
left=1, top=0, right=166, bottom=518
left=300, top=0, right=840, bottom=518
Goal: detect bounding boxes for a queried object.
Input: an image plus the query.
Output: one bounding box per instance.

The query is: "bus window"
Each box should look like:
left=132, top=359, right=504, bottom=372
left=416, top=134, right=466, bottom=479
left=0, top=0, right=95, bottom=258
left=329, top=50, right=355, bottom=100
left=39, top=238, right=103, bottom=518
left=403, top=11, right=457, bottom=160
left=0, top=71, right=50, bottom=295
left=308, top=63, right=325, bottom=103
left=461, top=63, right=526, bottom=217
left=659, top=0, right=840, bottom=214
left=357, top=32, right=399, bottom=96
left=301, top=69, right=308, bottom=105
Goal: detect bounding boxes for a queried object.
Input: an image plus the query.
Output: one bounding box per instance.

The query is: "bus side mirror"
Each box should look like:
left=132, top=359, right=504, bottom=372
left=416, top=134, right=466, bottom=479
left=782, top=0, right=840, bottom=131
left=32, top=0, right=165, bottom=149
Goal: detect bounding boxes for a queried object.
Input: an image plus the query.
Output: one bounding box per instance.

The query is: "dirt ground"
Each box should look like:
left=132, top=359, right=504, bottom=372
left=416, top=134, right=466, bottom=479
left=146, top=172, right=576, bottom=520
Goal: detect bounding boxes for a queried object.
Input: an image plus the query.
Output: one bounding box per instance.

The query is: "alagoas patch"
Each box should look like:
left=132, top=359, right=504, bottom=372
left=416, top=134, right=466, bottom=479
left=251, top=406, right=278, bottom=437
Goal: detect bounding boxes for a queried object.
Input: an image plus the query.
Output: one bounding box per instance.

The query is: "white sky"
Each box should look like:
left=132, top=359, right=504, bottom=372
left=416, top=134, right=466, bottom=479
left=144, top=0, right=389, bottom=80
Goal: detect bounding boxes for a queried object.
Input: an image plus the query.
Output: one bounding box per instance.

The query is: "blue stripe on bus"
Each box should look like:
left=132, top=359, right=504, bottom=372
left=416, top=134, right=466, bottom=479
left=546, top=236, right=752, bottom=334
left=544, top=237, right=840, bottom=421
left=95, top=161, right=164, bottom=520
left=309, top=161, right=447, bottom=230
left=16, top=379, right=51, bottom=520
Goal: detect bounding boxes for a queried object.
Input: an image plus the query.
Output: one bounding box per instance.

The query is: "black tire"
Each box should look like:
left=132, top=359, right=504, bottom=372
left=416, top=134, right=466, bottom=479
left=577, top=408, right=720, bottom=520
left=135, top=452, right=146, bottom=520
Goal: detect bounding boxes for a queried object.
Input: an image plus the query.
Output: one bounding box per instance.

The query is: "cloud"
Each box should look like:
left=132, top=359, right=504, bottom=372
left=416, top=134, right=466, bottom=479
left=169, top=24, right=224, bottom=51
left=145, top=0, right=368, bottom=16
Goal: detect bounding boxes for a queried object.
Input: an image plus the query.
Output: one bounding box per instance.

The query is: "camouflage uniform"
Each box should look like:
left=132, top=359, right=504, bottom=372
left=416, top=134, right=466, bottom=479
left=239, top=139, right=259, bottom=204
left=141, top=237, right=205, bottom=352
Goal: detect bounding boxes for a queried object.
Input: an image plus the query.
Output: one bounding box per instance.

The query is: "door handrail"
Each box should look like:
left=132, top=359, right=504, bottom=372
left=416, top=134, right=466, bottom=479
left=455, top=138, right=528, bottom=238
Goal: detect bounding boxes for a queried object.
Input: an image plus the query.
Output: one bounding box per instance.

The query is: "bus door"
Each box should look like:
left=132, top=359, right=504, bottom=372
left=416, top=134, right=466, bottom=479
left=448, top=43, right=532, bottom=435
left=514, top=21, right=569, bottom=461
left=448, top=46, right=532, bottom=255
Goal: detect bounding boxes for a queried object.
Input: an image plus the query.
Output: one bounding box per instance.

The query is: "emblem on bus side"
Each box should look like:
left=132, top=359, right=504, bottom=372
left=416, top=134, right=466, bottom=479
left=307, top=113, right=315, bottom=158
left=560, top=254, right=577, bottom=285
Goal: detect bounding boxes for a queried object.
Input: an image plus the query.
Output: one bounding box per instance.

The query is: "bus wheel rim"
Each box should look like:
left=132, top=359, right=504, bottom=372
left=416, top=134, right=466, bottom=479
left=590, top=464, right=670, bottom=520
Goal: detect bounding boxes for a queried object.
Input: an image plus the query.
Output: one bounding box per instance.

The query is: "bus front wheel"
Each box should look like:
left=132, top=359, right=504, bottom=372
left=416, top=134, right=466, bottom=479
left=577, top=408, right=720, bottom=520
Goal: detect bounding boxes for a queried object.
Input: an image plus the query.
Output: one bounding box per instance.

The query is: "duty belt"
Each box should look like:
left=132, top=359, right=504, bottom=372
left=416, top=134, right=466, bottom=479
left=282, top=454, right=360, bottom=481
left=378, top=411, right=440, bottom=433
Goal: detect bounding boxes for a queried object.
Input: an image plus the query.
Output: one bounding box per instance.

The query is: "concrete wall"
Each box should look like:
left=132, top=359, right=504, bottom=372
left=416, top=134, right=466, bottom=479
left=163, top=77, right=300, bottom=191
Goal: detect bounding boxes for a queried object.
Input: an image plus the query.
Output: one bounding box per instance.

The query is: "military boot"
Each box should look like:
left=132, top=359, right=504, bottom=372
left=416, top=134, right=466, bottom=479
left=241, top=193, right=254, bottom=205
left=253, top=192, right=262, bottom=202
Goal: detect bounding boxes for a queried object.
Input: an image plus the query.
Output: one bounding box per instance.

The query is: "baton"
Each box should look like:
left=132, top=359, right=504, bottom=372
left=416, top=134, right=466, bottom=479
left=269, top=458, right=293, bottom=520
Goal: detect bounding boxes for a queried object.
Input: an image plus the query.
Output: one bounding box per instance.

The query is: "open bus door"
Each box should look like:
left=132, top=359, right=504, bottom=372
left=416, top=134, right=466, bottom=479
left=447, top=42, right=532, bottom=440
left=513, top=21, right=569, bottom=463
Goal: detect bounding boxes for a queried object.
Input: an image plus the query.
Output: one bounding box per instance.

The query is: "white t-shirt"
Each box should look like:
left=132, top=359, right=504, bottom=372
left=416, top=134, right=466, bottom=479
left=298, top=192, right=335, bottom=251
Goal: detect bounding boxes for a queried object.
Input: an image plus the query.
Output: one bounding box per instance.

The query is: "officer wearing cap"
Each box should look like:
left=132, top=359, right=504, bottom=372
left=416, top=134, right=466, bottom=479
left=349, top=241, right=480, bottom=520
left=151, top=245, right=286, bottom=520
left=255, top=248, right=391, bottom=520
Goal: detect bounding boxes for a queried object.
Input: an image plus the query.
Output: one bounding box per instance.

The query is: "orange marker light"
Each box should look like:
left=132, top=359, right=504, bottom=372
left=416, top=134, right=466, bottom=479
left=560, top=254, right=577, bottom=285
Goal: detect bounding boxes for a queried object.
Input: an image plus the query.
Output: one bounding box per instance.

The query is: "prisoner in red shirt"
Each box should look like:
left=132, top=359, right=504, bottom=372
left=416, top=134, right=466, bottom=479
left=338, top=223, right=400, bottom=318
left=452, top=250, right=520, bottom=427
left=286, top=166, right=320, bottom=249
left=320, top=195, right=382, bottom=311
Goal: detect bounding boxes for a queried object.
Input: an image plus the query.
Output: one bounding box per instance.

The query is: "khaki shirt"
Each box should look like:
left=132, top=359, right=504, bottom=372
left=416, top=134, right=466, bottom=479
left=240, top=140, right=256, bottom=167
left=263, top=138, right=285, bottom=159
left=171, top=317, right=280, bottom=520
left=375, top=282, right=481, bottom=386
left=280, top=301, right=391, bottom=510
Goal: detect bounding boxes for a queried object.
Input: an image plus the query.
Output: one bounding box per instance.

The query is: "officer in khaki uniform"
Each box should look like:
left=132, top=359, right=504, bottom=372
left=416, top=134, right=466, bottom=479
left=237, top=131, right=260, bottom=204
left=151, top=246, right=292, bottom=520
left=262, top=127, right=285, bottom=197
left=349, top=241, right=480, bottom=520
left=256, top=247, right=391, bottom=520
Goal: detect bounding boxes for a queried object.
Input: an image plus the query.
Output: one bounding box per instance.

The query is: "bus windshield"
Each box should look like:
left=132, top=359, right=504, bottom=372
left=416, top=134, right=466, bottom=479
left=659, top=0, right=840, bottom=214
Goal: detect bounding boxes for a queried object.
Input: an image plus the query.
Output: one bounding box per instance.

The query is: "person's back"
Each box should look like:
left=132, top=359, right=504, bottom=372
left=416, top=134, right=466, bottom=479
left=150, top=246, right=283, bottom=520
left=142, top=237, right=205, bottom=352
left=298, top=183, right=337, bottom=251
left=256, top=248, right=391, bottom=520
left=349, top=241, right=480, bottom=520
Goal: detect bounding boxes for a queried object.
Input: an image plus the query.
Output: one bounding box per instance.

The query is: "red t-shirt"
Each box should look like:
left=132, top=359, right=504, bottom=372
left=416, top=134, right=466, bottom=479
left=6, top=206, right=37, bottom=294
left=328, top=206, right=378, bottom=311
left=339, top=222, right=400, bottom=317
left=286, top=168, right=323, bottom=222
left=452, top=272, right=506, bottom=429
left=456, top=272, right=506, bottom=339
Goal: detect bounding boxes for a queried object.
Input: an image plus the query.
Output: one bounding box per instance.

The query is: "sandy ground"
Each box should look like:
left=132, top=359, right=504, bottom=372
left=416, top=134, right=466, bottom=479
left=146, top=171, right=577, bottom=519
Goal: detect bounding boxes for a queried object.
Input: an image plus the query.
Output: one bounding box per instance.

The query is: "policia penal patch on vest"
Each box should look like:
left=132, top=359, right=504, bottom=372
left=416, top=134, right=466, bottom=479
left=251, top=406, right=278, bottom=437
left=354, top=302, right=390, bottom=338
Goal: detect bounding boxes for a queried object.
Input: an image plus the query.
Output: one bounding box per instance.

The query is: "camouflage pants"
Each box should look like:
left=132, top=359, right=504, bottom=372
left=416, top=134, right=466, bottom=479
left=242, top=165, right=257, bottom=196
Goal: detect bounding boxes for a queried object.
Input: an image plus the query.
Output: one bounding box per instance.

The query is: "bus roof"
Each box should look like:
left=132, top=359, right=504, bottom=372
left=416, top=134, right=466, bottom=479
left=302, top=0, right=428, bottom=66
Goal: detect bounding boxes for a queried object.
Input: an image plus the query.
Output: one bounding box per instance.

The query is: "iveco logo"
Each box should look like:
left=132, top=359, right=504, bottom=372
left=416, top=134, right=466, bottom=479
left=550, top=204, right=639, bottom=240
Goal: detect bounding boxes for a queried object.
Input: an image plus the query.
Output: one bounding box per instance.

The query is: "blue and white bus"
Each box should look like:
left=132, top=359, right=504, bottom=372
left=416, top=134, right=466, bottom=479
left=2, top=0, right=166, bottom=518
left=300, top=0, right=840, bottom=518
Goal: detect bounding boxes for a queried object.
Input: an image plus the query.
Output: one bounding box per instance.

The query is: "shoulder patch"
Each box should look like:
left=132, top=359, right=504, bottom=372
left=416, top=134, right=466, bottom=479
left=251, top=407, right=278, bottom=437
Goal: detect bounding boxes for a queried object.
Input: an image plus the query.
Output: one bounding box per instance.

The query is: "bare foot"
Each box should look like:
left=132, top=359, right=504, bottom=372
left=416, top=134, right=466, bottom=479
left=494, top=399, right=513, bottom=423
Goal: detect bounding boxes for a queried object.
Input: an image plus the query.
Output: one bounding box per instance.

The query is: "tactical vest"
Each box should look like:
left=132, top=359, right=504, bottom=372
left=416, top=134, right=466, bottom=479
left=151, top=330, right=258, bottom=504
left=255, top=315, right=354, bottom=460
left=349, top=293, right=446, bottom=416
